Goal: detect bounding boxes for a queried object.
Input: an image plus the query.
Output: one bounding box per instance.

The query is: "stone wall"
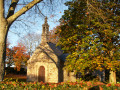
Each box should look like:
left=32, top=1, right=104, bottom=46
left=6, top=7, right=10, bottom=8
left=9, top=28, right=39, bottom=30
left=47, top=62, right=58, bottom=83
left=27, top=62, right=47, bottom=82
left=27, top=60, right=59, bottom=83
left=27, top=42, right=77, bottom=83
left=63, top=70, right=76, bottom=82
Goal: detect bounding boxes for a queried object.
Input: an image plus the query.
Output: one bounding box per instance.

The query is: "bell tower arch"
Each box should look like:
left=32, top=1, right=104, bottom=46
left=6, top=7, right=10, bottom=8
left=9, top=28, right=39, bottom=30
left=41, top=17, right=49, bottom=43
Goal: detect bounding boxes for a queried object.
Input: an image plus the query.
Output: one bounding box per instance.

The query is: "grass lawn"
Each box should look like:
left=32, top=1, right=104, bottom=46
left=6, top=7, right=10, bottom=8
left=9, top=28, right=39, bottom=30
left=4, top=74, right=27, bottom=82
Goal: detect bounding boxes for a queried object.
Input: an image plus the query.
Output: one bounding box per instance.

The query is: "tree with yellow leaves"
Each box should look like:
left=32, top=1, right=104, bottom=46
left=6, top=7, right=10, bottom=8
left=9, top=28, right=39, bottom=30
left=58, top=0, right=120, bottom=83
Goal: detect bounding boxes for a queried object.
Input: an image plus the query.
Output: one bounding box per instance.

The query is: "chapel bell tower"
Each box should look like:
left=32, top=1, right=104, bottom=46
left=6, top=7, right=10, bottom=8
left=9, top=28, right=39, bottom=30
left=41, top=17, right=49, bottom=43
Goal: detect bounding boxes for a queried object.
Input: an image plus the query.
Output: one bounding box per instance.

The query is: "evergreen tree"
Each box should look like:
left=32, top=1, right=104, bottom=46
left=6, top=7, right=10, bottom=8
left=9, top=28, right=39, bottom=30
left=58, top=0, right=120, bottom=83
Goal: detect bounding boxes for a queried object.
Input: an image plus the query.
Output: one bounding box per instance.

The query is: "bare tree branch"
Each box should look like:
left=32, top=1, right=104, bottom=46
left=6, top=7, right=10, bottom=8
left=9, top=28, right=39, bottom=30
left=7, top=0, right=43, bottom=25
left=36, top=4, right=45, bottom=17
left=6, top=0, right=19, bottom=19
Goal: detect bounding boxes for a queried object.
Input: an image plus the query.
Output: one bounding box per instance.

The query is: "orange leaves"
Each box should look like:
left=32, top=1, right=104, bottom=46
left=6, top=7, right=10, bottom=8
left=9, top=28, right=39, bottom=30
left=86, top=12, right=89, bottom=15
left=48, top=25, right=60, bottom=44
left=85, top=31, right=93, bottom=35
left=106, top=83, right=111, bottom=87
left=12, top=43, right=30, bottom=71
left=107, top=63, right=111, bottom=66
left=13, top=43, right=27, bottom=53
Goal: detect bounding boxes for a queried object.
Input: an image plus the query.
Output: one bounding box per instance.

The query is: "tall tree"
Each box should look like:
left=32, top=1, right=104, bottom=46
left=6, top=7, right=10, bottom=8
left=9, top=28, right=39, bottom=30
left=58, top=0, right=120, bottom=83
left=19, top=33, right=41, bottom=56
left=0, top=0, right=65, bottom=81
left=0, top=0, right=42, bottom=81
left=13, top=43, right=30, bottom=71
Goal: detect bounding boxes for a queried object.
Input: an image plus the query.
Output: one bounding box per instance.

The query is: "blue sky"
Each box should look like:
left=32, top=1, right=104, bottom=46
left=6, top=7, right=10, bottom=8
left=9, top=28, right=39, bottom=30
left=7, top=0, right=69, bottom=47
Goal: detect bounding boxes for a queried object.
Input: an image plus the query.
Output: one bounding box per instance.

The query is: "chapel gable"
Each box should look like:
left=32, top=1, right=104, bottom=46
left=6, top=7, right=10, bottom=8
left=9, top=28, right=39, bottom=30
left=27, top=17, right=76, bottom=83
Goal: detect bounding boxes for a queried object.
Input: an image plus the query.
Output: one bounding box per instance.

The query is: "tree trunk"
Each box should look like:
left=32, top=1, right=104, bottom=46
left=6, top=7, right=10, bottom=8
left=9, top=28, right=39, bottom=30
left=109, top=70, right=116, bottom=84
left=0, top=0, right=45, bottom=81
left=102, top=70, right=105, bottom=82
left=0, top=0, right=43, bottom=81
left=0, top=18, right=9, bottom=81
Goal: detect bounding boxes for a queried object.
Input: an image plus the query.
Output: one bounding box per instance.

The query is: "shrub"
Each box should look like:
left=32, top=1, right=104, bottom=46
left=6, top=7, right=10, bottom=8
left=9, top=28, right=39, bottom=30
left=0, top=80, right=120, bottom=90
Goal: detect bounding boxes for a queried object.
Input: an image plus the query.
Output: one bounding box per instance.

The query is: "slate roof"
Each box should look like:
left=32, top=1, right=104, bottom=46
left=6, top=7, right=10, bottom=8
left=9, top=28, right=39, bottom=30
left=58, top=53, right=69, bottom=62
left=47, top=42, right=68, bottom=62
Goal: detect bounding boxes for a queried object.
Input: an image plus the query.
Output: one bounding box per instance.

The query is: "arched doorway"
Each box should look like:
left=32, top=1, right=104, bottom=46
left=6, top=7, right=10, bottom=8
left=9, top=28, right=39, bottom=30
left=38, top=66, right=45, bottom=82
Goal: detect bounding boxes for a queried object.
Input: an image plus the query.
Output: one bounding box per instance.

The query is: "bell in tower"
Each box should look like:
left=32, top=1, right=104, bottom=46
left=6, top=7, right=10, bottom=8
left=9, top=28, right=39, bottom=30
left=41, top=17, right=49, bottom=44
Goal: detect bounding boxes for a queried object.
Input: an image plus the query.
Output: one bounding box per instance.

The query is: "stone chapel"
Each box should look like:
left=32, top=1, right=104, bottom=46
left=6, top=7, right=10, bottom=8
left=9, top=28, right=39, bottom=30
left=27, top=17, right=76, bottom=83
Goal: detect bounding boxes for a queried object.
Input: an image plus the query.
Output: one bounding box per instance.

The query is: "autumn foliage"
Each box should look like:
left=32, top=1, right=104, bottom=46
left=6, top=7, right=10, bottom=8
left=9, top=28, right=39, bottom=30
left=58, top=0, right=120, bottom=83
left=12, top=43, right=30, bottom=71
left=48, top=25, right=61, bottom=44
left=6, top=43, right=30, bottom=71
left=1, top=80, right=120, bottom=90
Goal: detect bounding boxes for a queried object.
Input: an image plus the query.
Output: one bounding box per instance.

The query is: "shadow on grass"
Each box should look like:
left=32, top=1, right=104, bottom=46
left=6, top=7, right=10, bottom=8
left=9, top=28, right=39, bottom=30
left=4, top=78, right=26, bottom=82
left=89, top=86, right=100, bottom=90
left=4, top=74, right=27, bottom=82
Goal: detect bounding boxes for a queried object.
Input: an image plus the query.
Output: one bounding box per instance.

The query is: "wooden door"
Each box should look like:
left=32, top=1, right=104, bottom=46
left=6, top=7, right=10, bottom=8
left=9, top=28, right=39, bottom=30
left=38, top=66, right=45, bottom=82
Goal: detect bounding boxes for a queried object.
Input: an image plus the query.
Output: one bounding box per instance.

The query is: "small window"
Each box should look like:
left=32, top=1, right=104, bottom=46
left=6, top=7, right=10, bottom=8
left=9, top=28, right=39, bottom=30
left=43, top=28, right=45, bottom=33
left=67, top=72, right=70, bottom=76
